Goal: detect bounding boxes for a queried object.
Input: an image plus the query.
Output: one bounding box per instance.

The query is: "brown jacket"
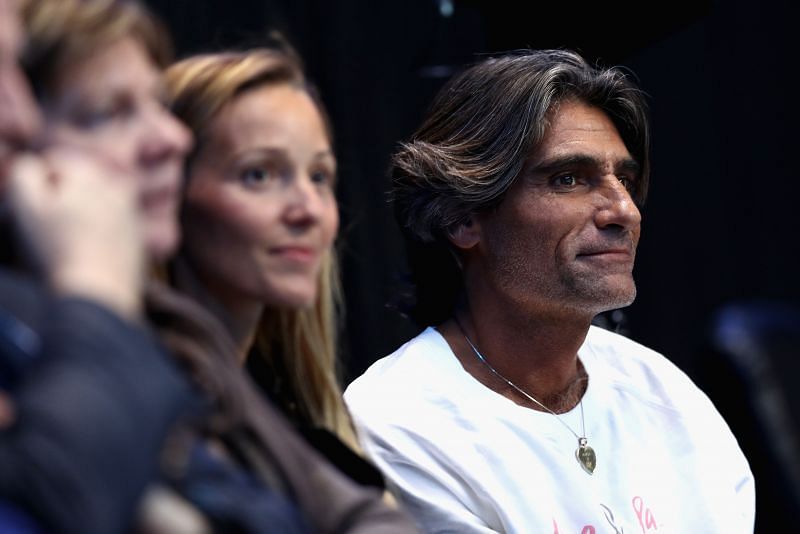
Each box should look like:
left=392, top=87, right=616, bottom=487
left=146, top=281, right=418, bottom=533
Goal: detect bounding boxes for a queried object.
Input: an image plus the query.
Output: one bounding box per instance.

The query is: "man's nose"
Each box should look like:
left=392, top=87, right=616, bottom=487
left=594, top=176, right=641, bottom=231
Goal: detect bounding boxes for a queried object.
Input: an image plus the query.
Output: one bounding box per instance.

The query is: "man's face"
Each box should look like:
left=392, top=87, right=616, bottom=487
left=0, top=0, right=41, bottom=186
left=471, top=99, right=642, bottom=319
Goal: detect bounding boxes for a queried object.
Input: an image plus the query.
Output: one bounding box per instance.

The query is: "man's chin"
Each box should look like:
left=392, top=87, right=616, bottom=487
left=599, top=285, right=637, bottom=313
left=568, top=272, right=636, bottom=309
left=572, top=284, right=637, bottom=318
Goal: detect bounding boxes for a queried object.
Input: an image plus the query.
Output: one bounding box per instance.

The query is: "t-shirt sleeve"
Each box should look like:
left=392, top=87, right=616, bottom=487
left=347, top=398, right=501, bottom=534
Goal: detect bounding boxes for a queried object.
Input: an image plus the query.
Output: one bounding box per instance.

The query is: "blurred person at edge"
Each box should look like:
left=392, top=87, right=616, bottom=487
left=164, top=47, right=391, bottom=495
left=344, top=49, right=755, bottom=533
left=0, top=0, right=195, bottom=531
left=17, top=0, right=420, bottom=532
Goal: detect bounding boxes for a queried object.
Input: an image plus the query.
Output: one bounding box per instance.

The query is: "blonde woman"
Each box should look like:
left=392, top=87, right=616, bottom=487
left=21, top=0, right=411, bottom=530
left=164, top=47, right=386, bottom=489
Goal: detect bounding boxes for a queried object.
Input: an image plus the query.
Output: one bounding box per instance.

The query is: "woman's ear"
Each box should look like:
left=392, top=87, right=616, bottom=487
left=446, top=217, right=481, bottom=251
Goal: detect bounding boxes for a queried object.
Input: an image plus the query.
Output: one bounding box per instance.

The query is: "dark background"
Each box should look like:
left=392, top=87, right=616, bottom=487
left=145, top=0, right=798, bottom=530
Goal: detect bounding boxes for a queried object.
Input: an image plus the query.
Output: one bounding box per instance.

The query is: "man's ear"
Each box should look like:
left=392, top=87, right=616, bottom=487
left=446, top=217, right=481, bottom=251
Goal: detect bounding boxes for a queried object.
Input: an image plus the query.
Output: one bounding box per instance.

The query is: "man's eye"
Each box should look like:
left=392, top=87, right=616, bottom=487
left=554, top=175, right=577, bottom=187
left=618, top=175, right=636, bottom=192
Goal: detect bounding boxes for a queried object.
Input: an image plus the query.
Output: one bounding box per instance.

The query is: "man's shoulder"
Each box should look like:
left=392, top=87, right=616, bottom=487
left=584, top=325, right=709, bottom=411
left=344, top=327, right=457, bottom=413
left=351, top=327, right=445, bottom=379
left=586, top=324, right=680, bottom=373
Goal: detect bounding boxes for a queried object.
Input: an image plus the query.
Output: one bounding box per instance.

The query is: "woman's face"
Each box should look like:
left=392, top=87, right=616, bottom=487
left=43, top=36, right=192, bottom=261
left=182, top=83, right=339, bottom=311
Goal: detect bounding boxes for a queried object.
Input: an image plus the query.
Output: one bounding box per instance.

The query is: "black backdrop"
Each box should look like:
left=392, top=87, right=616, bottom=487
left=145, top=1, right=798, bottom=529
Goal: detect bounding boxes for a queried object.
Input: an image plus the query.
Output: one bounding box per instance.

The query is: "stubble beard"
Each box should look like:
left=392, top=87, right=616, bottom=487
left=494, top=262, right=638, bottom=319
left=559, top=268, right=638, bottom=315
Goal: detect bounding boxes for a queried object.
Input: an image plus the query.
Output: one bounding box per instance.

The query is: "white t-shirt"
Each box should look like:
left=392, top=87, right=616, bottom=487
left=344, top=326, right=755, bottom=534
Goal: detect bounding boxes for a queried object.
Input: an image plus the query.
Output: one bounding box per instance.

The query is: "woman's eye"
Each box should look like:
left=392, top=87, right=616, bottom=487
left=311, top=170, right=334, bottom=186
left=74, top=100, right=133, bottom=130
left=240, top=167, right=273, bottom=186
left=75, top=108, right=117, bottom=129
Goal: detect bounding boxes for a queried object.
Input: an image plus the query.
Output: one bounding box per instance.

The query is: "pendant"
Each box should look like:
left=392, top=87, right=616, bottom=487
left=575, top=437, right=596, bottom=475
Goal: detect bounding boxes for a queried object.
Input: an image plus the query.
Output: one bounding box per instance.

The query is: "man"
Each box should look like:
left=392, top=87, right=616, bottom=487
left=345, top=49, right=754, bottom=533
left=0, top=0, right=194, bottom=531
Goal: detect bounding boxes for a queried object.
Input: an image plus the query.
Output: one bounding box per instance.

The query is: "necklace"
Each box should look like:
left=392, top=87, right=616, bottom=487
left=455, top=320, right=596, bottom=475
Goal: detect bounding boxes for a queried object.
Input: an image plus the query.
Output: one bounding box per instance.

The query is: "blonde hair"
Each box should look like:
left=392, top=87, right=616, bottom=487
left=165, top=49, right=358, bottom=450
left=21, top=0, right=172, bottom=96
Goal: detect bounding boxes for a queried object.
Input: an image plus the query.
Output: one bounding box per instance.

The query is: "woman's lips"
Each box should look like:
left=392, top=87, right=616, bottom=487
left=271, top=246, right=317, bottom=264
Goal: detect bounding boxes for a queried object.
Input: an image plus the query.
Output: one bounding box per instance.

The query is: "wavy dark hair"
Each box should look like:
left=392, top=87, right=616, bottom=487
left=391, top=48, right=651, bottom=326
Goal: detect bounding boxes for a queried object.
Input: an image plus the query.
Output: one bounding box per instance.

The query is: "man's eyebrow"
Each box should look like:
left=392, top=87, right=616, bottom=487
left=617, top=159, right=641, bottom=175
left=530, top=154, right=641, bottom=175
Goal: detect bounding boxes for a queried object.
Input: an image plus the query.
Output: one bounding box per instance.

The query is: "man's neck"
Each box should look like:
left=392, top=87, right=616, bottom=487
left=440, top=294, right=593, bottom=413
